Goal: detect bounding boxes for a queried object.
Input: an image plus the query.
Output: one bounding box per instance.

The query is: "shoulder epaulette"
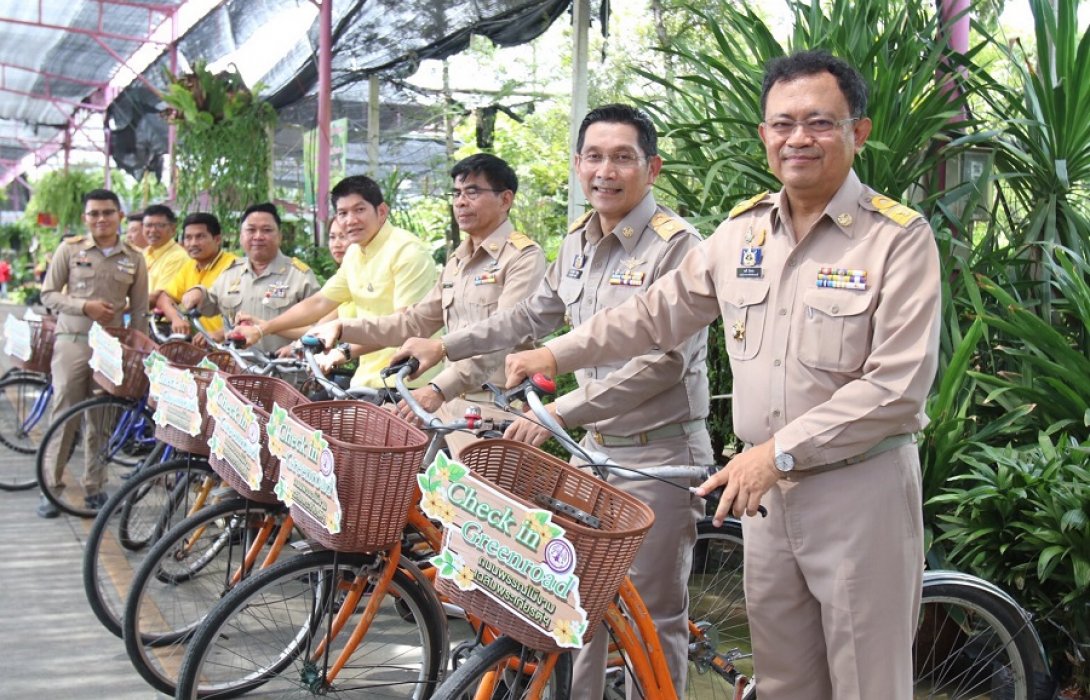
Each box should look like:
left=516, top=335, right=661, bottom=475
left=65, top=235, right=86, bottom=245
left=649, top=212, right=689, bottom=241
left=290, top=257, right=311, bottom=273
left=567, top=210, right=594, bottom=234
left=507, top=231, right=537, bottom=250
left=869, top=195, right=922, bottom=227
left=728, top=191, right=770, bottom=219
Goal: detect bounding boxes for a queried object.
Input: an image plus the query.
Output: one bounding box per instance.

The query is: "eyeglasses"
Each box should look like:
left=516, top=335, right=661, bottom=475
left=762, top=117, right=858, bottom=136
left=84, top=209, right=119, bottom=219
left=448, top=187, right=504, bottom=202
left=144, top=221, right=174, bottom=230
left=577, top=152, right=647, bottom=169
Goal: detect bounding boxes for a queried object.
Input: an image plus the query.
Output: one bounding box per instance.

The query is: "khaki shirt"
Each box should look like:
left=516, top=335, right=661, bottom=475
left=546, top=171, right=941, bottom=470
left=195, top=252, right=320, bottom=353
left=41, top=235, right=148, bottom=336
left=340, top=220, right=546, bottom=399
left=444, top=191, right=710, bottom=436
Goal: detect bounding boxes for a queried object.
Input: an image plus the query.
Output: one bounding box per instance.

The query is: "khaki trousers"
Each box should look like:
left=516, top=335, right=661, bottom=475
left=570, top=428, right=712, bottom=700
left=43, top=337, right=107, bottom=495
left=743, top=442, right=924, bottom=699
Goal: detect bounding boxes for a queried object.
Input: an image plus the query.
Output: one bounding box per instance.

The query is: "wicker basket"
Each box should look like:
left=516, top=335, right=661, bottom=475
left=208, top=375, right=309, bottom=504
left=434, top=439, right=656, bottom=652
left=92, top=328, right=159, bottom=399
left=156, top=340, right=207, bottom=368
left=10, top=316, right=56, bottom=374
left=286, top=401, right=428, bottom=552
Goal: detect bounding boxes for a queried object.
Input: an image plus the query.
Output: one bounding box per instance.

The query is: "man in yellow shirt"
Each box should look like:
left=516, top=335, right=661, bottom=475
left=153, top=212, right=237, bottom=337
left=234, top=175, right=436, bottom=387
left=143, top=204, right=189, bottom=298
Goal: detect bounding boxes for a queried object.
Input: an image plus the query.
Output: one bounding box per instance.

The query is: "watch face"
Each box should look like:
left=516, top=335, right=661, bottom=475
left=775, top=451, right=795, bottom=472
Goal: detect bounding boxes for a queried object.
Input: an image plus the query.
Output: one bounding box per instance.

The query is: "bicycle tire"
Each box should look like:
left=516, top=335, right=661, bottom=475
left=35, top=395, right=155, bottom=516
left=432, top=635, right=572, bottom=700
left=175, top=549, right=445, bottom=699
left=683, top=517, right=749, bottom=699
left=914, top=576, right=1044, bottom=700
left=0, top=375, right=50, bottom=490
left=124, top=499, right=289, bottom=695
left=82, top=457, right=216, bottom=637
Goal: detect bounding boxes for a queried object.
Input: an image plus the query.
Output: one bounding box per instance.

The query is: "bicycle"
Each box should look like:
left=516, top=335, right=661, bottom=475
left=171, top=354, right=522, bottom=699
left=429, top=383, right=1053, bottom=700
left=0, top=314, right=55, bottom=490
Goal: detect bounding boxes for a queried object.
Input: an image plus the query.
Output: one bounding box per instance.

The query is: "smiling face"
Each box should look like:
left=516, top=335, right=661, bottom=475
left=333, top=193, right=388, bottom=248
left=758, top=71, right=872, bottom=205
left=451, top=172, right=513, bottom=241
left=142, top=214, right=176, bottom=249
left=83, top=199, right=121, bottom=247
left=182, top=223, right=221, bottom=265
left=575, top=121, right=662, bottom=234
left=239, top=212, right=282, bottom=265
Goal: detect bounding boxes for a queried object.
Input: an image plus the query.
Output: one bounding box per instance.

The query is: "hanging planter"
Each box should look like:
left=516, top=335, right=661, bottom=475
left=163, top=61, right=277, bottom=241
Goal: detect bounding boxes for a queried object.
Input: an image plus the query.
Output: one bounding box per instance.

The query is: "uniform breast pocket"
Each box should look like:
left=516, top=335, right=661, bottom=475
left=722, top=280, right=770, bottom=361
left=557, top=277, right=584, bottom=308
left=113, top=269, right=134, bottom=287
left=69, top=267, right=96, bottom=298
left=441, top=285, right=456, bottom=310
left=798, top=289, right=874, bottom=372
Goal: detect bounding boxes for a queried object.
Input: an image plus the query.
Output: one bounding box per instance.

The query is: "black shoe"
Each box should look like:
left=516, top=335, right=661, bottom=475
left=37, top=495, right=59, bottom=519
left=84, top=492, right=109, bottom=510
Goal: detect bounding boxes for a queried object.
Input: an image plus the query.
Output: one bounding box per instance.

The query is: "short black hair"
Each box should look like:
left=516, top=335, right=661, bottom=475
left=576, top=103, right=658, bottom=157
left=330, top=175, right=384, bottom=209
left=241, top=202, right=281, bottom=227
left=143, top=203, right=177, bottom=223
left=451, top=153, right=518, bottom=195
left=761, top=50, right=869, bottom=119
left=82, top=189, right=121, bottom=208
left=182, top=212, right=222, bottom=237
left=126, top=211, right=144, bottom=223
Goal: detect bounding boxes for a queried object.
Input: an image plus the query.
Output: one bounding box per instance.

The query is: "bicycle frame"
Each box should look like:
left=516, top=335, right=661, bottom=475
left=18, top=382, right=53, bottom=438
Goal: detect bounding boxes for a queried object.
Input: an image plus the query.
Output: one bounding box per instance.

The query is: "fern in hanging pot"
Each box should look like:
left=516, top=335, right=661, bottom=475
left=163, top=61, right=277, bottom=244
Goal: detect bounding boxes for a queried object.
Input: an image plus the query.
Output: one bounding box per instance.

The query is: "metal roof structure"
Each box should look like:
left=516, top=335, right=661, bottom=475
left=0, top=0, right=578, bottom=195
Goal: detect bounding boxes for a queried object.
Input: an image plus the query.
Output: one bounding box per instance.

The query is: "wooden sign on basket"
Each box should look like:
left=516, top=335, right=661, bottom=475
left=88, top=322, right=124, bottom=385
left=419, top=452, right=589, bottom=649
left=266, top=402, right=343, bottom=534
left=205, top=373, right=263, bottom=489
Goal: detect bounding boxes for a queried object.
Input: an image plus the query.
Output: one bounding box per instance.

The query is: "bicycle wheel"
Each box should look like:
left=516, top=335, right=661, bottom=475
left=175, top=549, right=445, bottom=699
left=82, top=457, right=216, bottom=637
left=914, top=576, right=1043, bottom=700
left=433, top=635, right=572, bottom=700
left=124, top=499, right=292, bottom=695
left=35, top=395, right=154, bottom=516
left=683, top=517, right=749, bottom=699
left=0, top=375, right=50, bottom=490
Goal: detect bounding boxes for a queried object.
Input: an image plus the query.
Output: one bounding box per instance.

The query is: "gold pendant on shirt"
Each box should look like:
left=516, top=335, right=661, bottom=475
left=732, top=320, right=746, bottom=340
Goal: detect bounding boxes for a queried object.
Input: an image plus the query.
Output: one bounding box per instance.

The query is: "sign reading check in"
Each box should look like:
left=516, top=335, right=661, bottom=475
left=419, top=453, right=589, bottom=648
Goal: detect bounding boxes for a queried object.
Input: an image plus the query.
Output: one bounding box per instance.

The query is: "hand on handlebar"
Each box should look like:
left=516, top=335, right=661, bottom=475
left=391, top=338, right=444, bottom=379
left=395, top=387, right=443, bottom=426
left=180, top=289, right=203, bottom=311
left=232, top=323, right=264, bottom=348
left=505, top=347, right=558, bottom=389
left=306, top=320, right=342, bottom=351
left=695, top=439, right=778, bottom=525
left=170, top=316, right=191, bottom=336
left=503, top=402, right=563, bottom=447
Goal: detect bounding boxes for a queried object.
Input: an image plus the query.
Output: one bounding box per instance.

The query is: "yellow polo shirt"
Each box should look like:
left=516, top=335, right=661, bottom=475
left=145, top=239, right=189, bottom=295
left=161, top=250, right=238, bottom=334
left=321, top=221, right=437, bottom=387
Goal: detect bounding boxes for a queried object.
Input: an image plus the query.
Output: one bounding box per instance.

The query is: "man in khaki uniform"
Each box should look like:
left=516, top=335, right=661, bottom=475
left=507, top=52, right=941, bottom=699
left=38, top=188, right=148, bottom=517
left=182, top=203, right=319, bottom=354
left=308, top=154, right=546, bottom=455
left=396, top=105, right=711, bottom=699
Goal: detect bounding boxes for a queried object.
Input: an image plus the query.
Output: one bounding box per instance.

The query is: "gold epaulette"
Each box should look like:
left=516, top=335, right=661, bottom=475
left=67, top=235, right=86, bottom=245
left=568, top=210, right=594, bottom=234
left=290, top=257, right=311, bottom=272
left=507, top=231, right=537, bottom=250
left=870, top=195, right=922, bottom=227
left=728, top=191, right=770, bottom=219
left=649, top=212, right=688, bottom=241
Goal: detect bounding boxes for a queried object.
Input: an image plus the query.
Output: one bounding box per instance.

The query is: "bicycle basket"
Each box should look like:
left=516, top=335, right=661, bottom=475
left=92, top=327, right=158, bottom=399
left=208, top=375, right=309, bottom=503
left=434, top=439, right=655, bottom=652
left=11, top=316, right=56, bottom=373
left=286, top=401, right=428, bottom=552
left=156, top=340, right=207, bottom=368
left=204, top=351, right=240, bottom=374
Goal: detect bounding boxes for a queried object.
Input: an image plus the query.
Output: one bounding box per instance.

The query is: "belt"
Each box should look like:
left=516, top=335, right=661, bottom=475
left=592, top=419, right=706, bottom=447
left=779, top=433, right=917, bottom=480
left=54, top=331, right=88, bottom=339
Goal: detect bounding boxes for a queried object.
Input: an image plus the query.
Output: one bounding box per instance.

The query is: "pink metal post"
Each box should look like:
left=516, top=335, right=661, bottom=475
left=316, top=0, right=332, bottom=228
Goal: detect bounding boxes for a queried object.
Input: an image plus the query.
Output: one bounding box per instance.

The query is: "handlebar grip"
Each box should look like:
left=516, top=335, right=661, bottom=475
left=184, top=307, right=201, bottom=320
left=225, top=332, right=246, bottom=349
left=699, top=466, right=768, bottom=517
left=380, top=356, right=420, bottom=378
left=300, top=334, right=324, bottom=349
left=529, top=373, right=556, bottom=396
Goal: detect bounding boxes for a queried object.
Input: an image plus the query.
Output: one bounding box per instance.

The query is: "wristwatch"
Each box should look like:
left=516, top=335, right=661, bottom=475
left=427, top=382, right=445, bottom=399
left=773, top=439, right=795, bottom=473
left=336, top=342, right=352, bottom=361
